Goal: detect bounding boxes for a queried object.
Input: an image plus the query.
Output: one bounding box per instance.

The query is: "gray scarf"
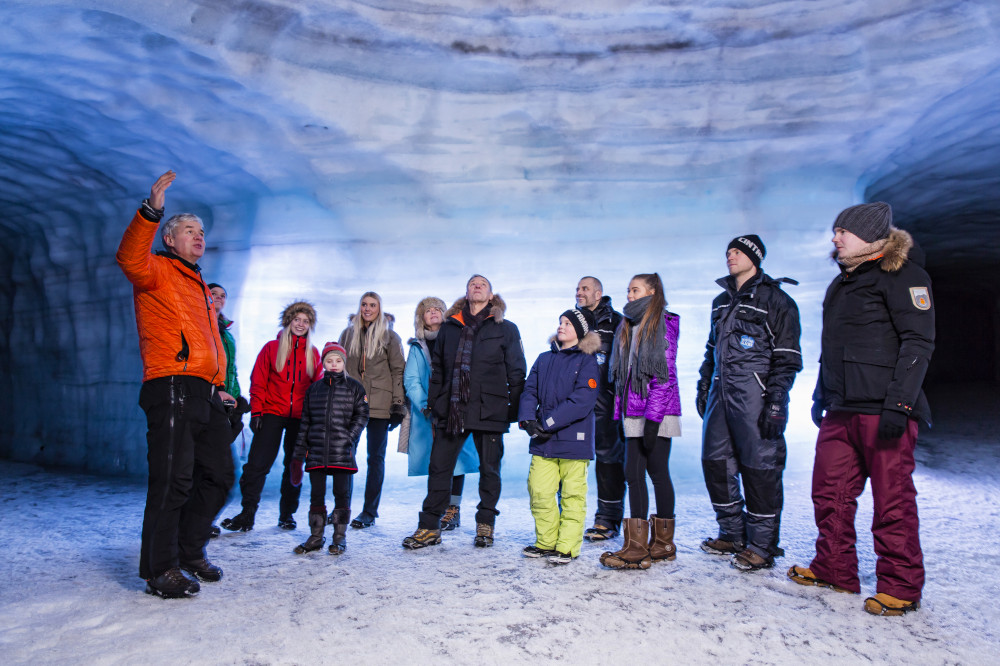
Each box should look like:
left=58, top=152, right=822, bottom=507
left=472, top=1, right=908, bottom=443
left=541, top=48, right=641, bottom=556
left=609, top=296, right=670, bottom=400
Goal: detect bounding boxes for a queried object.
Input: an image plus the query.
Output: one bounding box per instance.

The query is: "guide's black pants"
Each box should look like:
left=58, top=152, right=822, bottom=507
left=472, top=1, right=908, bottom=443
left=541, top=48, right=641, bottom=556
left=419, top=429, right=503, bottom=529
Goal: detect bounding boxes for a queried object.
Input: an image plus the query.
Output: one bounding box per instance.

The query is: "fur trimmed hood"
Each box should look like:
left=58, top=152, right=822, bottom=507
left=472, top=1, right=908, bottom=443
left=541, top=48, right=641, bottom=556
left=281, top=300, right=317, bottom=329
left=831, top=227, right=913, bottom=273
left=547, top=331, right=601, bottom=355
left=445, top=294, right=507, bottom=323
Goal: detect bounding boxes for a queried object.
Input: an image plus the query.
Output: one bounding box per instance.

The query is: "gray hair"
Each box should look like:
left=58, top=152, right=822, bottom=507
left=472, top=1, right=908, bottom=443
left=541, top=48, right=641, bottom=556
left=161, top=213, right=204, bottom=251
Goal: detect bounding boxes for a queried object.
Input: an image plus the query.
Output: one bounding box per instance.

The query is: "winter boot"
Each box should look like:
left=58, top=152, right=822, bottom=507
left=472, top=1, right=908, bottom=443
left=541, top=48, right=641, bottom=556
left=474, top=523, right=494, bottom=548
left=145, top=567, right=200, bottom=599
left=402, top=527, right=442, bottom=549
left=731, top=547, right=774, bottom=571
left=440, top=505, right=461, bottom=531
left=700, top=536, right=744, bottom=555
left=328, top=508, right=350, bottom=555
left=220, top=507, right=256, bottom=532
left=864, top=593, right=920, bottom=616
left=584, top=523, right=619, bottom=541
left=648, top=514, right=676, bottom=562
left=599, top=518, right=652, bottom=570
left=179, top=558, right=223, bottom=582
left=293, top=507, right=327, bottom=554
left=278, top=515, right=297, bottom=530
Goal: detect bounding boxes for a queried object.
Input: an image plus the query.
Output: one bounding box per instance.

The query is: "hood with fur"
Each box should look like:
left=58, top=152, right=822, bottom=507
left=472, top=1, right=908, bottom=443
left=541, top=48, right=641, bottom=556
left=280, top=300, right=317, bottom=329
left=831, top=227, right=913, bottom=273
left=547, top=331, right=601, bottom=354
left=445, top=294, right=507, bottom=323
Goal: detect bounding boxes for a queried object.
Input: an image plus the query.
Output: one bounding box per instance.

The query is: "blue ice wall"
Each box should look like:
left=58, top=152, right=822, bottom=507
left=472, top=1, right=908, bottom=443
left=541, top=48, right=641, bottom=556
left=2, top=1, right=999, bottom=475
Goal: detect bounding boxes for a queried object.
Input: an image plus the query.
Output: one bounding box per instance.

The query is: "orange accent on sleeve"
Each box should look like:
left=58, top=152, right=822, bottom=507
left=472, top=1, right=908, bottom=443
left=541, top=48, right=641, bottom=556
left=588, top=378, right=597, bottom=389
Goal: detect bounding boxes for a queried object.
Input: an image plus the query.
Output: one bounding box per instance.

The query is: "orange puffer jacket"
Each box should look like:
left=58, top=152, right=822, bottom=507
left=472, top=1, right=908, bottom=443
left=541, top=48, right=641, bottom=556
left=117, top=211, right=227, bottom=385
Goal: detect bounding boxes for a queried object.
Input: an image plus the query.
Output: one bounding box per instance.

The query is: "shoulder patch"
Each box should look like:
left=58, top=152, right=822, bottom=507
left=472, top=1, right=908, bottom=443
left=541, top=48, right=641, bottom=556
left=909, top=287, right=931, bottom=311
left=363, top=394, right=369, bottom=403
left=587, top=378, right=597, bottom=389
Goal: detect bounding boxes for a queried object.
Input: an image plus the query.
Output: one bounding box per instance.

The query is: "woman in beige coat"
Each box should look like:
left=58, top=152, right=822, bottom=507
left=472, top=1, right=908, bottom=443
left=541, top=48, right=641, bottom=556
left=338, top=291, right=406, bottom=527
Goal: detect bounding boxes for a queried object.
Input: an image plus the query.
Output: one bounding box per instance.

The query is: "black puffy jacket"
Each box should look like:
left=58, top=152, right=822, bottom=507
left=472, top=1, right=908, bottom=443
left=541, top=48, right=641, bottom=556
left=427, top=295, right=526, bottom=433
left=293, top=371, right=369, bottom=472
left=813, top=228, right=935, bottom=425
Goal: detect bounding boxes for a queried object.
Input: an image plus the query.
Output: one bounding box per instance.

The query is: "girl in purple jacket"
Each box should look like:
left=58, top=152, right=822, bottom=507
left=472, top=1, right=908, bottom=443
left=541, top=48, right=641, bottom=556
left=600, top=273, right=681, bottom=570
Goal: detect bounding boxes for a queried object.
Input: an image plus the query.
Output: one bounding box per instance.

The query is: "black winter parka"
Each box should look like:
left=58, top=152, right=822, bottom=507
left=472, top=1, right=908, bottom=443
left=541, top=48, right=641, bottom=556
left=427, top=295, right=527, bottom=434
left=813, top=228, right=935, bottom=425
left=293, top=370, right=369, bottom=472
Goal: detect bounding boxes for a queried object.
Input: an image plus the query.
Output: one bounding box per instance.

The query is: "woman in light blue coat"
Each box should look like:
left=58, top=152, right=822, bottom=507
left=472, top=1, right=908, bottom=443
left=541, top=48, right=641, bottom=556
left=398, top=297, right=479, bottom=531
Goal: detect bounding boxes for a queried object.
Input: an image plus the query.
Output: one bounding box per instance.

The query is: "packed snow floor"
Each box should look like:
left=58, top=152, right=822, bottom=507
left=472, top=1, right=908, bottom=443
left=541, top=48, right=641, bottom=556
left=2, top=385, right=997, bottom=665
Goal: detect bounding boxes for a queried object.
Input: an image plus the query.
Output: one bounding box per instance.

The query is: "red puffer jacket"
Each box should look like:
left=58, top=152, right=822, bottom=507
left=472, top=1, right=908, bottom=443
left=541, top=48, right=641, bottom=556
left=249, top=334, right=322, bottom=418
left=116, top=211, right=226, bottom=385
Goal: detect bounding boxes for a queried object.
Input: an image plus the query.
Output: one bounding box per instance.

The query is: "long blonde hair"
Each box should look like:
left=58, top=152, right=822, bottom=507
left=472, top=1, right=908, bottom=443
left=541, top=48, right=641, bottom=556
left=275, top=301, right=317, bottom=375
left=347, top=291, right=391, bottom=360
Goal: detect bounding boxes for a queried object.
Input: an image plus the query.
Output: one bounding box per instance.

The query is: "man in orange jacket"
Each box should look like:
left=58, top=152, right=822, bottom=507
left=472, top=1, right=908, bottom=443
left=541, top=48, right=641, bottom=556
left=117, top=170, right=235, bottom=599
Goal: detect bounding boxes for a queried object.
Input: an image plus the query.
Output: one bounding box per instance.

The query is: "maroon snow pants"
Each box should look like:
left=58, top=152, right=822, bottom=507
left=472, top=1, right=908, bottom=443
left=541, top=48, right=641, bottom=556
left=809, top=411, right=924, bottom=602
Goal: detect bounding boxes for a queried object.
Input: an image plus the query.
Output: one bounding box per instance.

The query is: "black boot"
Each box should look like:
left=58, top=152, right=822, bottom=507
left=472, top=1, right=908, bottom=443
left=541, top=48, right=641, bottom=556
left=220, top=507, right=256, bottom=532
left=328, top=508, right=350, bottom=555
left=294, top=507, right=326, bottom=554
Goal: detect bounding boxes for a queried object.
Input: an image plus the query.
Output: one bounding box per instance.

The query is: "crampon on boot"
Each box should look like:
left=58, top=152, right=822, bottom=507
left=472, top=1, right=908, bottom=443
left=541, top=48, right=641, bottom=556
left=220, top=508, right=255, bottom=532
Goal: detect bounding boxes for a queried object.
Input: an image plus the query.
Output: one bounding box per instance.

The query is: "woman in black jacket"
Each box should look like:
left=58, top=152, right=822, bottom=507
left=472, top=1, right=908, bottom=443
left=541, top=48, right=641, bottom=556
left=290, top=342, right=369, bottom=555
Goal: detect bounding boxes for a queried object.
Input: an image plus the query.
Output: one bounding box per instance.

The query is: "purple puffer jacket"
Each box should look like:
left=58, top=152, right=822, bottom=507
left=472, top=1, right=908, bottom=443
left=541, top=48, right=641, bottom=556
left=613, top=311, right=681, bottom=422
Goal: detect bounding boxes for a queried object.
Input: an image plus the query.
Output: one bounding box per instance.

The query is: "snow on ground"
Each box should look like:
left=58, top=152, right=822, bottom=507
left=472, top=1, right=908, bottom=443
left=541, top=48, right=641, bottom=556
left=1, top=384, right=998, bottom=665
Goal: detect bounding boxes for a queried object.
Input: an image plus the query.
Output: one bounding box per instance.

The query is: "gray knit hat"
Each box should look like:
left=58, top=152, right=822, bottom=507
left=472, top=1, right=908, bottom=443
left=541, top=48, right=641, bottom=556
left=833, top=202, right=892, bottom=243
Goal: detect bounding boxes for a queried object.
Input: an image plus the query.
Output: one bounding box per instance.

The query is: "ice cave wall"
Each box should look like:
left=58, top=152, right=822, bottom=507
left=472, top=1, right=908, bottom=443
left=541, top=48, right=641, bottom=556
left=1, top=0, right=998, bottom=475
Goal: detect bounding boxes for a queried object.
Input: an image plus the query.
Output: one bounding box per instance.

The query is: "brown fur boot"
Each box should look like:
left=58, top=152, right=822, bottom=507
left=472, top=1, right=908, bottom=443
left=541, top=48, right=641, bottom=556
left=599, top=518, right=652, bottom=570
left=648, top=514, right=676, bottom=562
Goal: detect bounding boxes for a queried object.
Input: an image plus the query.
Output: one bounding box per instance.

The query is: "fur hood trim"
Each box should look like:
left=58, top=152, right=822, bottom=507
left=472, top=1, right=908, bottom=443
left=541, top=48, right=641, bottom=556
left=547, top=331, right=601, bottom=355
left=281, top=301, right=317, bottom=329
left=830, top=227, right=913, bottom=273
left=445, top=294, right=507, bottom=323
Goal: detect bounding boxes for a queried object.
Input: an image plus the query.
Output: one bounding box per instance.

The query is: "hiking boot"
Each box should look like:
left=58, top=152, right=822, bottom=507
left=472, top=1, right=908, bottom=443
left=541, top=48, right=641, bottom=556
left=328, top=508, right=350, bottom=555
left=209, top=524, right=221, bottom=539
left=440, top=505, right=461, bottom=531
left=584, top=524, right=619, bottom=542
left=864, top=593, right=920, bottom=617
left=180, top=558, right=223, bottom=582
left=522, top=545, right=556, bottom=558
left=402, top=528, right=442, bottom=550
left=547, top=551, right=576, bottom=565
left=474, top=523, right=494, bottom=548
left=731, top=548, right=774, bottom=571
left=787, top=565, right=854, bottom=593
left=648, top=515, right=676, bottom=562
left=145, top=567, right=200, bottom=598
left=294, top=508, right=327, bottom=554
left=600, top=518, right=652, bottom=570
left=220, top=509, right=255, bottom=532
left=350, top=513, right=375, bottom=529
left=278, top=515, right=297, bottom=530
left=700, top=536, right=744, bottom=555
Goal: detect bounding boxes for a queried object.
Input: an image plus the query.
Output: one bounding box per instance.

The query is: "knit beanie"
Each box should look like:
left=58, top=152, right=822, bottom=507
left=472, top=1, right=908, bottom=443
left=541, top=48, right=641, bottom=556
left=833, top=202, right=892, bottom=242
left=727, top=235, right=766, bottom=268
left=561, top=307, right=596, bottom=342
left=321, top=341, right=347, bottom=365
left=280, top=300, right=317, bottom=329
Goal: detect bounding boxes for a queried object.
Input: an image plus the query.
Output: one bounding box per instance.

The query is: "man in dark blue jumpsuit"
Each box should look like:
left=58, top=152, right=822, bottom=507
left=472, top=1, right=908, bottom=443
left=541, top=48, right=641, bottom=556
left=697, top=235, right=803, bottom=571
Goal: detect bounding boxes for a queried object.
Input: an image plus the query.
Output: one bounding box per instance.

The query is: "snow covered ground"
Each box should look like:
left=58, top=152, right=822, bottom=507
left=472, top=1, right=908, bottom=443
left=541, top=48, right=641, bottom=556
left=1, top=384, right=997, bottom=665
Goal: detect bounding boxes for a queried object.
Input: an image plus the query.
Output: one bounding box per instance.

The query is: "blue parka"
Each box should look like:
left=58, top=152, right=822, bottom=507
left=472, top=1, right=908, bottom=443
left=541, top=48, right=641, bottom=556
left=518, top=332, right=602, bottom=460
left=400, top=337, right=479, bottom=476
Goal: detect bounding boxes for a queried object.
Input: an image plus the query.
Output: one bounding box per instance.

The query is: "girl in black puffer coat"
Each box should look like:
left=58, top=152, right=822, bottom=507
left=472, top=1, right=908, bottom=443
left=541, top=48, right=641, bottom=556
left=290, top=342, right=369, bottom=555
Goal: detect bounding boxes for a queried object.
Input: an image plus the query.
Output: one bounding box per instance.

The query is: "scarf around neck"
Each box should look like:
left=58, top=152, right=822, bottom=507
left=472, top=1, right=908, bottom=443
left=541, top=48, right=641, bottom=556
left=610, top=295, right=670, bottom=400
left=446, top=302, right=492, bottom=435
left=838, top=237, right=888, bottom=272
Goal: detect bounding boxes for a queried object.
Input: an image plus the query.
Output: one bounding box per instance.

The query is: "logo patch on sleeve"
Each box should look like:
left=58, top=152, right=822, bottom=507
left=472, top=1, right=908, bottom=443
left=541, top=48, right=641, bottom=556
left=909, top=287, right=931, bottom=311
left=739, top=335, right=755, bottom=349
left=587, top=378, right=597, bottom=389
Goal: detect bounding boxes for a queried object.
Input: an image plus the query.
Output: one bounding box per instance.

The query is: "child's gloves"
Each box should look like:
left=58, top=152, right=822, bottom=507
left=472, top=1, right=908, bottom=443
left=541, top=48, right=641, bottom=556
left=521, top=419, right=552, bottom=443
left=290, top=459, right=304, bottom=487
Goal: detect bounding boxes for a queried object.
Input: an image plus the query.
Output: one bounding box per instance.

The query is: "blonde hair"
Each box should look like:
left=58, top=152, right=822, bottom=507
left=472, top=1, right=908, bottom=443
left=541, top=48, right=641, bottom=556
left=347, top=291, right=391, bottom=360
left=413, top=297, right=447, bottom=340
left=276, top=326, right=316, bottom=376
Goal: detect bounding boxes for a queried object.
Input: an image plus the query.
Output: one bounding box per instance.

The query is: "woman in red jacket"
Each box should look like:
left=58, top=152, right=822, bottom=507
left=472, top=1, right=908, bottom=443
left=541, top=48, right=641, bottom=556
left=221, top=301, right=322, bottom=532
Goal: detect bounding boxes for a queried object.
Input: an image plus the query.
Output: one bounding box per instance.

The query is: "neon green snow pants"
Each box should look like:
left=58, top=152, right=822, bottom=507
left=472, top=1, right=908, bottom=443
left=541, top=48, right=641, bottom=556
left=527, top=455, right=589, bottom=557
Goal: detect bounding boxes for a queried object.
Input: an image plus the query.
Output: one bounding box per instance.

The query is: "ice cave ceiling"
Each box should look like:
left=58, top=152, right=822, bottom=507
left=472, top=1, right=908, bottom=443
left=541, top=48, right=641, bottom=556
left=2, top=0, right=999, bottom=473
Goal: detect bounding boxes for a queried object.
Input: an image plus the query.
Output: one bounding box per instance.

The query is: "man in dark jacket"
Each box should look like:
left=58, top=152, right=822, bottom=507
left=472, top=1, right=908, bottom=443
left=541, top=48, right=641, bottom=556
left=575, top=277, right=627, bottom=541
left=697, top=235, right=803, bottom=572
left=403, top=275, right=527, bottom=549
left=789, top=203, right=934, bottom=617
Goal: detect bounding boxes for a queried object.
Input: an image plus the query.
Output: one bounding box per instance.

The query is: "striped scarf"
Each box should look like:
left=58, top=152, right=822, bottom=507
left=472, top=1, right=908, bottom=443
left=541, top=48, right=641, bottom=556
left=446, top=303, right=491, bottom=435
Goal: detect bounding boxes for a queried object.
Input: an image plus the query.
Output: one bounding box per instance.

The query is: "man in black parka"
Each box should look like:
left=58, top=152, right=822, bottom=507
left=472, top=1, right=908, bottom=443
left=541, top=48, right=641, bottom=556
left=697, top=235, right=803, bottom=571
left=403, top=275, right=526, bottom=549
left=789, top=203, right=934, bottom=617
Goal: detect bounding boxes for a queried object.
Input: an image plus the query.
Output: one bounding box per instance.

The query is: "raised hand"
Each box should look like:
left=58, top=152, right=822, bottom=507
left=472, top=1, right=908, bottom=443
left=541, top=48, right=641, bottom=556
left=149, top=171, right=176, bottom=210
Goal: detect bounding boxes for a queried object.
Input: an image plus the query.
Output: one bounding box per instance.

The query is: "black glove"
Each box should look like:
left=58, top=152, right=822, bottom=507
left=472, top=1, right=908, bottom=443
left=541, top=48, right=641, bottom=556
left=642, top=417, right=661, bottom=451
left=811, top=401, right=824, bottom=428
left=249, top=415, right=262, bottom=434
left=522, top=420, right=552, bottom=443
left=877, top=409, right=909, bottom=440
left=387, top=404, right=406, bottom=431
left=421, top=407, right=432, bottom=420
left=696, top=378, right=710, bottom=419
left=758, top=401, right=788, bottom=440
